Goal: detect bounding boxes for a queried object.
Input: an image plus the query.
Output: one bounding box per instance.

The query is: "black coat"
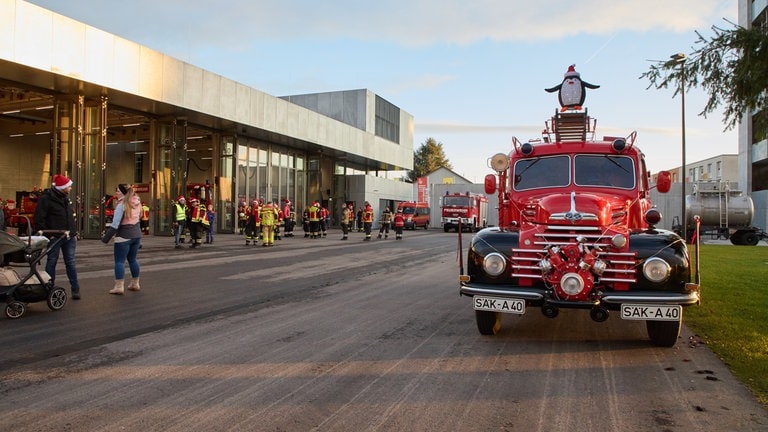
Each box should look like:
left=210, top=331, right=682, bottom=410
left=33, top=188, right=77, bottom=234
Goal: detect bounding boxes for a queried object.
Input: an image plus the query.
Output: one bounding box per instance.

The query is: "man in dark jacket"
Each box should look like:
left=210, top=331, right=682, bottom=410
left=33, top=174, right=81, bottom=299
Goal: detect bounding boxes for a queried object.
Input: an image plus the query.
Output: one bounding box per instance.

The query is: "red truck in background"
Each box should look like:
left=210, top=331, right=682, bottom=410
left=458, top=91, right=701, bottom=347
left=441, top=192, right=488, bottom=232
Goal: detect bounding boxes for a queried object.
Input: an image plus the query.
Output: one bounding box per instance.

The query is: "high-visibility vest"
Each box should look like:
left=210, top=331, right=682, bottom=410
left=190, top=204, right=209, bottom=226
left=141, top=205, right=150, bottom=221
left=341, top=208, right=351, bottom=224
left=308, top=205, right=320, bottom=222
left=174, top=203, right=187, bottom=221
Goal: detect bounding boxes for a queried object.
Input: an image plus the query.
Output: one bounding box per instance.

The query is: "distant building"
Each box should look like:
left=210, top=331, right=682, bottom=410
left=738, top=0, right=768, bottom=231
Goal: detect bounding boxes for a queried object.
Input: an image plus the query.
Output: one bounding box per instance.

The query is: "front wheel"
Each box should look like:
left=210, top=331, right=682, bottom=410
left=646, top=319, right=682, bottom=347
left=47, top=287, right=67, bottom=310
left=475, top=310, right=502, bottom=335
left=6, top=301, right=26, bottom=319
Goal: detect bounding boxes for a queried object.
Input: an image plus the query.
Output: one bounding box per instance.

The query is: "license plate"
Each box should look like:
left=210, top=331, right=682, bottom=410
left=621, top=304, right=681, bottom=321
left=473, top=296, right=525, bottom=314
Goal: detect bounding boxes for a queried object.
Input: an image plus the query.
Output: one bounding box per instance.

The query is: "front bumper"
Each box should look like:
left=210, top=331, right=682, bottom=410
left=459, top=283, right=701, bottom=306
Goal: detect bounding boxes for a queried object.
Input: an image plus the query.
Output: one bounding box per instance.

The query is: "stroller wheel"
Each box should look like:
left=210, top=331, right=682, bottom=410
left=5, top=301, right=26, bottom=319
left=47, top=287, right=67, bottom=311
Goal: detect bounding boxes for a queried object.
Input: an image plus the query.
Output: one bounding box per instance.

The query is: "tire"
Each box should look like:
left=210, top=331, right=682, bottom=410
left=6, top=301, right=26, bottom=319
left=646, top=319, right=681, bottom=347
left=744, top=232, right=759, bottom=246
left=475, top=310, right=502, bottom=335
left=424, top=221, right=429, bottom=230
left=444, top=226, right=449, bottom=233
left=47, top=287, right=67, bottom=311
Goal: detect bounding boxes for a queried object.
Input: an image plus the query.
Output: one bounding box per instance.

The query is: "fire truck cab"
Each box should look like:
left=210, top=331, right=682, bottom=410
left=441, top=191, right=488, bottom=232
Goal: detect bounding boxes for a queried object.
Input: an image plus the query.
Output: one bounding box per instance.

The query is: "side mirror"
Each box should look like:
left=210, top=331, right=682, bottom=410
left=656, top=171, right=672, bottom=193
left=484, top=174, right=497, bottom=194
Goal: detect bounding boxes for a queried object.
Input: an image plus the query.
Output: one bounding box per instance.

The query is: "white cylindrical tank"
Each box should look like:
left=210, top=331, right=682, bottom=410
left=685, top=182, right=754, bottom=228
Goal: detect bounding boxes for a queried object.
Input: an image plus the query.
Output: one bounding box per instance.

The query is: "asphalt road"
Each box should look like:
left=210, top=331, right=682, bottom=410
left=0, top=228, right=766, bottom=431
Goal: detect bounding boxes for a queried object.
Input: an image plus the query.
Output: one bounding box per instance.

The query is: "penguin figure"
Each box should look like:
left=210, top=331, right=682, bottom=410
left=545, top=65, right=600, bottom=111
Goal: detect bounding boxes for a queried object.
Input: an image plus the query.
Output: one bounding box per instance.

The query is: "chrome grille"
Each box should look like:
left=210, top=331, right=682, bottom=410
left=509, top=225, right=637, bottom=283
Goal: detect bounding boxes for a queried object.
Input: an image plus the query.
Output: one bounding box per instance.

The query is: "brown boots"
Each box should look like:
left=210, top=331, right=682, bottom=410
left=109, top=278, right=141, bottom=295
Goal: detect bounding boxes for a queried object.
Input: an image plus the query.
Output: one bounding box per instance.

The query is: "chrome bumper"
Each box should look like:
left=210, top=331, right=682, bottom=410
left=460, top=283, right=700, bottom=306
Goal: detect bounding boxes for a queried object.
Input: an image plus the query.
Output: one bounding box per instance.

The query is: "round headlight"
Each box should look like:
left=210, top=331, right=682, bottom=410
left=560, top=272, right=584, bottom=295
left=643, top=257, right=671, bottom=283
left=483, top=253, right=506, bottom=277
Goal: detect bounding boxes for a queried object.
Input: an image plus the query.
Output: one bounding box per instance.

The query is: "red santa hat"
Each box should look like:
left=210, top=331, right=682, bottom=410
left=564, top=64, right=580, bottom=78
left=52, top=174, right=73, bottom=190
left=177, top=195, right=186, bottom=201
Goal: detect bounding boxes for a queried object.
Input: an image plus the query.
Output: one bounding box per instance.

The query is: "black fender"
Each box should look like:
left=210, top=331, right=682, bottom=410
left=466, top=227, right=519, bottom=285
left=629, top=229, right=691, bottom=291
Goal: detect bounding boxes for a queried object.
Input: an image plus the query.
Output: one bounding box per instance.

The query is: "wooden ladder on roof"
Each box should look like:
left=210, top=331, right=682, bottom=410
left=553, top=110, right=590, bottom=142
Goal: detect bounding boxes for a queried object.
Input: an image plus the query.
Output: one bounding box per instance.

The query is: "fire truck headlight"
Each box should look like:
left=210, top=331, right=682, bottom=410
left=611, top=234, right=627, bottom=248
left=560, top=272, right=584, bottom=295
left=483, top=253, right=506, bottom=277
left=643, top=257, right=671, bottom=283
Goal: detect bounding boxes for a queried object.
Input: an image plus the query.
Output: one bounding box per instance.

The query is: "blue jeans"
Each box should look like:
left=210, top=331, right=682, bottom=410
left=45, top=235, right=79, bottom=292
left=114, top=237, right=141, bottom=280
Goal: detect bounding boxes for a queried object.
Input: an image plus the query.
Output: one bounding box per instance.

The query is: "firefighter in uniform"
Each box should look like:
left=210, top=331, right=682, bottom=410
left=237, top=200, right=248, bottom=234
left=187, top=197, right=209, bottom=248
left=393, top=208, right=405, bottom=240
left=362, top=202, right=374, bottom=241
left=172, top=196, right=188, bottom=249
left=377, top=207, right=392, bottom=239
left=340, top=202, right=353, bottom=240
left=319, top=205, right=329, bottom=237
left=245, top=199, right=260, bottom=246
left=302, top=206, right=310, bottom=237
left=282, top=199, right=294, bottom=237
left=260, top=201, right=279, bottom=246
left=274, top=203, right=283, bottom=241
left=140, top=201, right=150, bottom=235
left=308, top=201, right=321, bottom=239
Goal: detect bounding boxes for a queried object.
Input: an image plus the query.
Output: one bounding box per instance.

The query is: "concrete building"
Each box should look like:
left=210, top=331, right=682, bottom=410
left=738, top=0, right=768, bottom=231
left=0, top=0, right=413, bottom=238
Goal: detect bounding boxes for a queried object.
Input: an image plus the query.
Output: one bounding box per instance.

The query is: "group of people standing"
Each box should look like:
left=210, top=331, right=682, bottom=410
left=237, top=198, right=295, bottom=247
left=172, top=196, right=216, bottom=249
left=341, top=202, right=405, bottom=241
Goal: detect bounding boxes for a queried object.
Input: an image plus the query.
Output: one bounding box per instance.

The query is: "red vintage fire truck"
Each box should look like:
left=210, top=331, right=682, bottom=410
left=458, top=102, right=700, bottom=347
left=441, top=192, right=488, bottom=232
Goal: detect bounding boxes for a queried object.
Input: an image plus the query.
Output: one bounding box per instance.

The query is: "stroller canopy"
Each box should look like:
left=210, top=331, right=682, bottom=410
left=0, top=231, right=27, bottom=257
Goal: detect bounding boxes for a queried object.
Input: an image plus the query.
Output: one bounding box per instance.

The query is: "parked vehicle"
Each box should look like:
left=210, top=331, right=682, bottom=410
left=458, top=91, right=700, bottom=347
left=672, top=180, right=767, bottom=245
left=441, top=191, right=488, bottom=232
left=397, top=202, right=430, bottom=230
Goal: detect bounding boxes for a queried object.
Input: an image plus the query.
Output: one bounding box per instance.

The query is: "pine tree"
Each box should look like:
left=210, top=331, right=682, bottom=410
left=407, top=137, right=453, bottom=182
left=641, top=21, right=768, bottom=136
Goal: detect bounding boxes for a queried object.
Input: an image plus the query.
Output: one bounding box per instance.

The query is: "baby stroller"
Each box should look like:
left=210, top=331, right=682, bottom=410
left=0, top=223, right=69, bottom=319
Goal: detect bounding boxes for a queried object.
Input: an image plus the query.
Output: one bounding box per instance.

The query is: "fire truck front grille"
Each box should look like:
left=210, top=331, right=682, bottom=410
left=509, top=225, right=637, bottom=284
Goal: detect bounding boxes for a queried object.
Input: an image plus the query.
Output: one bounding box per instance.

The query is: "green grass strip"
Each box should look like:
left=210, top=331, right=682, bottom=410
left=685, top=244, right=768, bottom=407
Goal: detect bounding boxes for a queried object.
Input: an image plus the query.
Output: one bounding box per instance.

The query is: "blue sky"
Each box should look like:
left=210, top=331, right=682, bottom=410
left=29, top=0, right=738, bottom=182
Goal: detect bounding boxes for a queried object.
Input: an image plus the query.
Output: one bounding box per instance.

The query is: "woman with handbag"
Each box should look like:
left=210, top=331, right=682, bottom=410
left=101, top=184, right=143, bottom=295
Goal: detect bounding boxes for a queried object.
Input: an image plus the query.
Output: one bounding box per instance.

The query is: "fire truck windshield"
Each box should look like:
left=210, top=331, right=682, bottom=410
left=574, top=155, right=636, bottom=189
left=513, top=156, right=570, bottom=190
left=443, top=196, right=471, bottom=207
left=513, top=154, right=636, bottom=190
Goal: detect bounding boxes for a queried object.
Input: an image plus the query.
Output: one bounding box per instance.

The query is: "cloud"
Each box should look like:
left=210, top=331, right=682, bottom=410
left=30, top=0, right=735, bottom=49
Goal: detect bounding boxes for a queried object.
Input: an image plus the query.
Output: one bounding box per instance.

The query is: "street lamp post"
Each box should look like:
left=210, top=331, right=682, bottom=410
left=670, top=53, right=687, bottom=241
